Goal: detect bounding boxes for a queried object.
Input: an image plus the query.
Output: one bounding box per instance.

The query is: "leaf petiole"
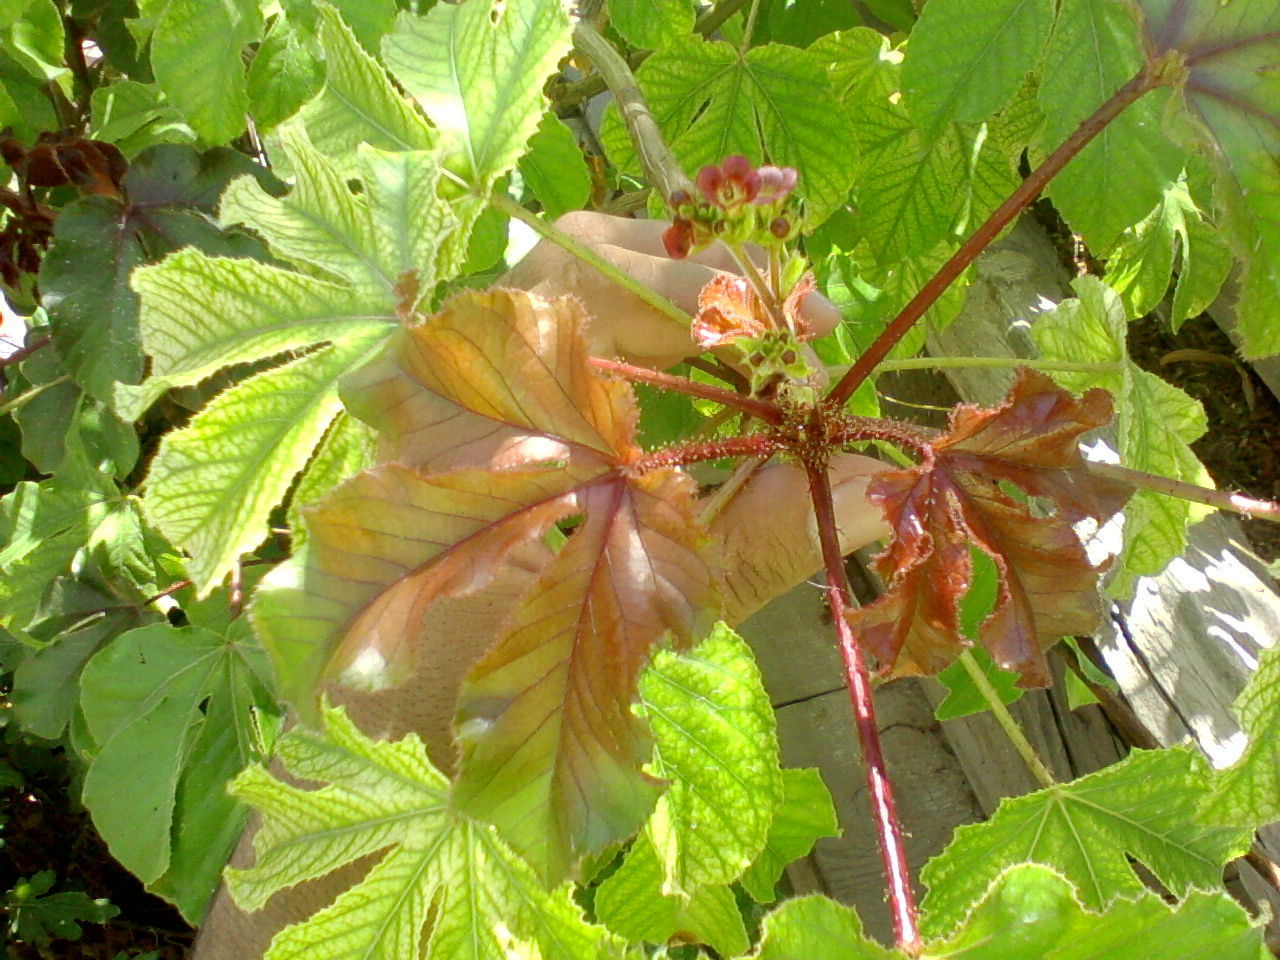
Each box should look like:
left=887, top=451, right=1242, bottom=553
left=957, top=650, right=1057, bottom=790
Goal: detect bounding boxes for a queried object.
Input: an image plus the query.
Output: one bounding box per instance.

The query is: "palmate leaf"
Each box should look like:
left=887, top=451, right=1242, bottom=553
left=1104, top=174, right=1232, bottom=326
left=382, top=0, right=572, bottom=191
left=735, top=894, right=891, bottom=960
left=118, top=130, right=459, bottom=593
left=1201, top=644, right=1280, bottom=828
left=39, top=144, right=272, bottom=403
left=297, top=4, right=436, bottom=158
left=923, top=864, right=1268, bottom=959
left=1035, top=0, right=1186, bottom=255
left=600, top=36, right=856, bottom=227
left=918, top=747, right=1250, bottom=938
left=900, top=0, right=1054, bottom=141
left=1030, top=276, right=1212, bottom=592
left=640, top=623, right=783, bottom=897
left=1132, top=0, right=1280, bottom=359
left=254, top=289, right=720, bottom=882
left=849, top=368, right=1131, bottom=685
left=78, top=615, right=281, bottom=922
left=226, top=704, right=620, bottom=960
left=594, top=835, right=749, bottom=957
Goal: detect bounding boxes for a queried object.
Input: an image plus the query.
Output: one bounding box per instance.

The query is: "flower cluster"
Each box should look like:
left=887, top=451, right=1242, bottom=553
left=662, top=155, right=799, bottom=260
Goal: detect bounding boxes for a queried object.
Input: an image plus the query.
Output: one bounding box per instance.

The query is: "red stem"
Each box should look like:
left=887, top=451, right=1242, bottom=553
left=803, top=438, right=921, bottom=953
left=589, top=356, right=783, bottom=424
left=826, top=66, right=1162, bottom=409
left=0, top=334, right=51, bottom=370
left=631, top=434, right=786, bottom=472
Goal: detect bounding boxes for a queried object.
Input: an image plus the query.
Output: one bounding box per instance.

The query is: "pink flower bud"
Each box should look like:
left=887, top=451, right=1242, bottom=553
left=754, top=165, right=798, bottom=204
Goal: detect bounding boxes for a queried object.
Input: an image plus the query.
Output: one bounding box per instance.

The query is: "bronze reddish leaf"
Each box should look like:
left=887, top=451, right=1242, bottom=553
left=851, top=368, right=1131, bottom=685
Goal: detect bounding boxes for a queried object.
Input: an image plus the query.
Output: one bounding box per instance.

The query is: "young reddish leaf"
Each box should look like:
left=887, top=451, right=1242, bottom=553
left=692, top=271, right=816, bottom=349
left=850, top=369, right=1131, bottom=685
left=253, top=288, right=720, bottom=884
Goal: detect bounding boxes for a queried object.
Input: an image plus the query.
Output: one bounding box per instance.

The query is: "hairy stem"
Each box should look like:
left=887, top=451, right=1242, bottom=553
left=572, top=23, right=695, bottom=203
left=805, top=443, right=921, bottom=954
left=725, top=242, right=787, bottom=329
left=827, top=66, right=1162, bottom=408
left=490, top=191, right=692, bottom=329
left=589, top=356, right=783, bottom=423
left=633, top=434, right=784, bottom=472
left=957, top=651, right=1057, bottom=790
left=1086, top=461, right=1280, bottom=524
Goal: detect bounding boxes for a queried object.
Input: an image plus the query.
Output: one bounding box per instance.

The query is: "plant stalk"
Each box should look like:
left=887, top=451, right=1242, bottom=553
left=1085, top=461, right=1280, bottom=524
left=826, top=66, right=1162, bottom=409
left=490, top=191, right=692, bottom=329
left=588, top=356, right=783, bottom=423
left=0, top=374, right=70, bottom=417
left=0, top=333, right=52, bottom=370
left=804, top=443, right=921, bottom=954
left=957, top=651, right=1057, bottom=790
left=865, top=356, right=1126, bottom=375
left=634, top=434, right=785, bottom=472
left=571, top=23, right=695, bottom=203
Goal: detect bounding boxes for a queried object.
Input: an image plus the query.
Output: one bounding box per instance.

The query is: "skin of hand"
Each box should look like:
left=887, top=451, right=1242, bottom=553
left=191, top=212, right=891, bottom=959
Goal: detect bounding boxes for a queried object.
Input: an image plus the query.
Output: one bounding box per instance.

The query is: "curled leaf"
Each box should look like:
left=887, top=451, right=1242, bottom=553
left=850, top=368, right=1131, bottom=685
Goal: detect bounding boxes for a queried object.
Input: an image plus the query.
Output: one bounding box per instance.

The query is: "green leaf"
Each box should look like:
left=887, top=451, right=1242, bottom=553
left=4, top=871, right=119, bottom=947
left=220, top=126, right=456, bottom=298
left=1134, top=0, right=1280, bottom=357
left=1036, top=0, right=1185, bottom=254
left=382, top=0, right=571, bottom=190
left=282, top=0, right=397, bottom=53
left=2, top=0, right=67, bottom=84
left=519, top=112, right=592, bottom=220
left=226, top=704, right=618, bottom=960
left=150, top=0, right=262, bottom=144
left=0, top=477, right=164, bottom=641
left=284, top=411, right=376, bottom=549
left=608, top=0, right=695, bottom=50
left=738, top=894, right=891, bottom=959
left=641, top=623, right=783, bottom=897
left=926, top=864, right=1268, bottom=959
left=246, top=15, right=324, bottom=132
left=133, top=338, right=385, bottom=613
left=11, top=344, right=137, bottom=479
left=40, top=146, right=270, bottom=404
left=901, top=0, right=1053, bottom=140
left=760, top=0, right=860, bottom=48
left=1200, top=644, right=1280, bottom=829
left=918, top=746, right=1251, bottom=938
left=739, top=768, right=840, bottom=903
left=298, top=4, right=435, bottom=157
left=594, top=836, right=748, bottom=957
left=79, top=617, right=280, bottom=921
left=934, top=549, right=1024, bottom=720
left=1030, top=276, right=1212, bottom=589
left=122, top=132, right=460, bottom=593
left=39, top=198, right=147, bottom=401
left=1104, top=178, right=1231, bottom=325
left=935, top=648, right=1023, bottom=721
left=88, top=80, right=197, bottom=156
left=602, top=37, right=856, bottom=228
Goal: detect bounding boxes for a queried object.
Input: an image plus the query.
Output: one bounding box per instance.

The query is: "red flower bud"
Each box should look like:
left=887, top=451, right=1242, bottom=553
left=663, top=218, right=695, bottom=259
